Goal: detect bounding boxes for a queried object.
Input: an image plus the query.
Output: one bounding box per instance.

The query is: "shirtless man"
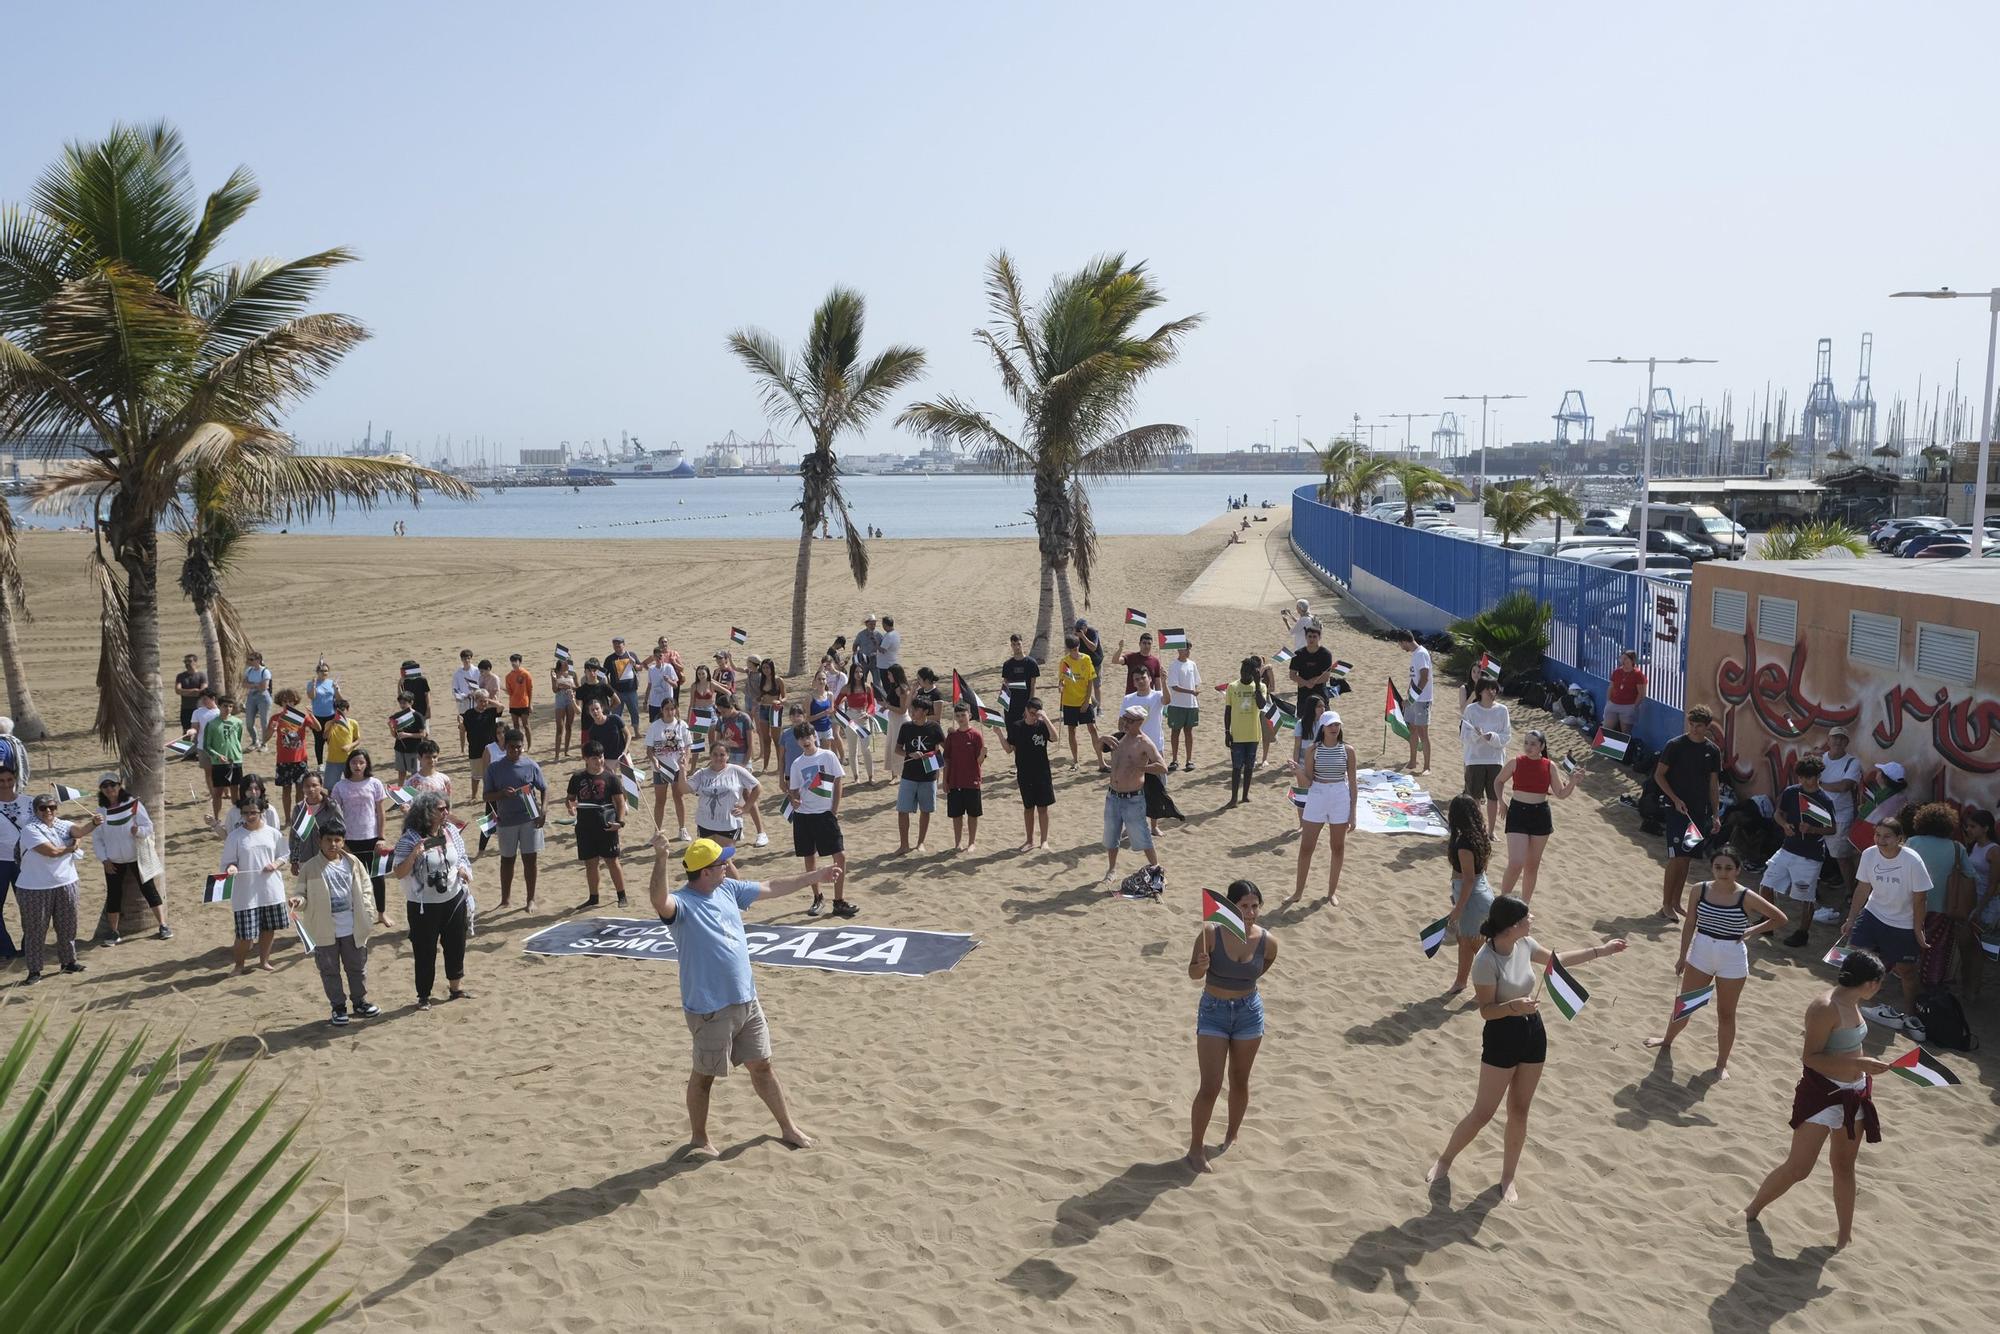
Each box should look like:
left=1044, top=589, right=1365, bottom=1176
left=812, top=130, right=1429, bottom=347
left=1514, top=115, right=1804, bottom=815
left=1101, top=703, right=1168, bottom=882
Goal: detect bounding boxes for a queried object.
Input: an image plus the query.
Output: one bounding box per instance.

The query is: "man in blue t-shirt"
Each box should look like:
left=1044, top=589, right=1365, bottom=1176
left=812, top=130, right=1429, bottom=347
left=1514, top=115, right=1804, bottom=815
left=648, top=833, right=839, bottom=1157
left=483, top=728, right=546, bottom=909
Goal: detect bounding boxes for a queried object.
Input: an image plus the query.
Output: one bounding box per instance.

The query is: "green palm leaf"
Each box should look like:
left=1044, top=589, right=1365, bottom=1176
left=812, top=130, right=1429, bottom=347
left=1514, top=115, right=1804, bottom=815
left=0, top=1021, right=346, bottom=1334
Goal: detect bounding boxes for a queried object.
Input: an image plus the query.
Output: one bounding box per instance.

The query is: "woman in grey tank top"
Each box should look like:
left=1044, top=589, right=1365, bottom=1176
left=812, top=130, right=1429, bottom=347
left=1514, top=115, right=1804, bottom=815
left=1186, top=880, right=1277, bottom=1173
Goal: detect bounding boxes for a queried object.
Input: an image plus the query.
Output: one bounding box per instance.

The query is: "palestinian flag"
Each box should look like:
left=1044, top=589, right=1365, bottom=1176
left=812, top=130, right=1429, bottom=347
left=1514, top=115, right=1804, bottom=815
left=918, top=750, right=942, bottom=775
left=1124, top=608, right=1148, bottom=628
left=1543, top=955, right=1589, bottom=1019
left=1419, top=913, right=1451, bottom=958
left=1858, top=777, right=1906, bottom=821
left=1289, top=774, right=1309, bottom=807
left=103, top=800, right=136, bottom=828
left=1333, top=659, right=1354, bottom=677
left=951, top=670, right=987, bottom=713
left=835, top=711, right=868, bottom=743
left=730, top=627, right=749, bottom=645
left=52, top=784, right=86, bottom=804
left=372, top=847, right=396, bottom=878
left=1591, top=727, right=1631, bottom=762
left=402, top=665, right=424, bottom=680
left=1263, top=697, right=1297, bottom=732
left=1201, top=888, right=1246, bottom=941
left=167, top=738, right=198, bottom=759
left=1272, top=648, right=1292, bottom=664
left=521, top=789, right=541, bottom=822
left=779, top=795, right=795, bottom=823
left=1672, top=982, right=1715, bottom=1021
left=620, top=769, right=642, bottom=803
left=1475, top=652, right=1500, bottom=680
left=1823, top=943, right=1851, bottom=969
left=391, top=709, right=419, bottom=733
left=278, top=706, right=308, bottom=728
left=554, top=643, right=572, bottom=662
left=1558, top=755, right=1578, bottom=775
left=1887, top=1047, right=1961, bottom=1088
left=475, top=810, right=497, bottom=853
left=289, top=804, right=318, bottom=842
left=1059, top=661, right=1078, bottom=684
left=978, top=705, right=1005, bottom=728
left=291, top=908, right=317, bottom=953
left=808, top=771, right=837, bottom=801
left=1160, top=629, right=1190, bottom=650
left=388, top=783, right=416, bottom=808
left=1801, top=790, right=1836, bottom=831
left=203, top=874, right=234, bottom=904
left=1385, top=681, right=1411, bottom=741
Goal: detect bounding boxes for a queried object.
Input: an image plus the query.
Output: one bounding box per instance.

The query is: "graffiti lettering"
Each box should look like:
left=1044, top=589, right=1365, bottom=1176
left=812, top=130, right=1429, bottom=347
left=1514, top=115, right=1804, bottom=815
left=1652, top=590, right=1681, bottom=647
left=1714, top=633, right=1860, bottom=742
left=1871, top=684, right=2000, bottom=774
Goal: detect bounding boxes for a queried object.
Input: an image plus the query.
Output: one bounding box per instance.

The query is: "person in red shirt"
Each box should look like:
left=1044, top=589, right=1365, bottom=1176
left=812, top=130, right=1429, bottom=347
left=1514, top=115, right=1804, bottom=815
left=1604, top=650, right=1646, bottom=734
left=943, top=701, right=987, bottom=853
left=1114, top=632, right=1164, bottom=695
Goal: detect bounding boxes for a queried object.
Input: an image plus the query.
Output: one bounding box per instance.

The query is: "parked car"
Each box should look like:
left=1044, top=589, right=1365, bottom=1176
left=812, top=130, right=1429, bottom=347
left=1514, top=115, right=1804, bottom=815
left=1432, top=498, right=1457, bottom=512
left=1639, top=527, right=1717, bottom=561
left=1877, top=517, right=1948, bottom=551
left=1915, top=541, right=1972, bottom=559
left=1576, top=516, right=1624, bottom=536
left=1576, top=549, right=1695, bottom=577
left=1901, top=527, right=1973, bottom=557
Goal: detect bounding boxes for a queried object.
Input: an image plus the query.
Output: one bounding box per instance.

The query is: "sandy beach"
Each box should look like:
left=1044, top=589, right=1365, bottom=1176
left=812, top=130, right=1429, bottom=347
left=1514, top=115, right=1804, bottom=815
left=4, top=513, right=1995, bottom=1334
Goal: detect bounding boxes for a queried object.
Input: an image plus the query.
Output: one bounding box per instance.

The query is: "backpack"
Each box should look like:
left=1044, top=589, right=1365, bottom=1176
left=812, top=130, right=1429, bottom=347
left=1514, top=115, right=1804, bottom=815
left=1915, top=991, right=1978, bottom=1052
left=1118, top=865, right=1166, bottom=901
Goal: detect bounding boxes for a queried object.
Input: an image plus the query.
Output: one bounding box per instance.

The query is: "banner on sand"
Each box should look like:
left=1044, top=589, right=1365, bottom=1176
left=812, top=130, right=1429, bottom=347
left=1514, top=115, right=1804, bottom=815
left=1353, top=769, right=1448, bottom=837
left=522, top=917, right=978, bottom=981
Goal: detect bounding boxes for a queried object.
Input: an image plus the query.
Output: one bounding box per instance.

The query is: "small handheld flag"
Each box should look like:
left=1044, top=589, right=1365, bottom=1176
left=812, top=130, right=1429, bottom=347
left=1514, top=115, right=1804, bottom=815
left=402, top=665, right=424, bottom=680
left=167, top=739, right=197, bottom=759
left=918, top=750, right=942, bottom=775
left=1333, top=659, right=1354, bottom=677
left=103, top=800, right=136, bottom=828
left=620, top=770, right=642, bottom=803
left=1858, top=776, right=1906, bottom=821
left=978, top=704, right=1006, bottom=728
left=1887, top=1046, right=1961, bottom=1088
left=388, top=783, right=416, bottom=808
left=1558, top=755, right=1578, bottom=775
left=730, top=627, right=749, bottom=645
left=1272, top=648, right=1292, bottom=664
left=1543, top=955, right=1589, bottom=1020
left=1124, top=608, right=1149, bottom=628
left=278, top=706, right=308, bottom=728
left=1823, top=943, right=1851, bottom=969
left=475, top=810, right=497, bottom=853
left=372, top=847, right=395, bottom=878
left=1419, top=914, right=1451, bottom=958
left=950, top=670, right=986, bottom=713
left=1160, top=629, right=1190, bottom=650
left=1289, top=777, right=1309, bottom=808
left=203, top=874, right=234, bottom=904
left=53, top=784, right=86, bottom=804
left=521, top=789, right=541, bottom=822
left=1801, top=791, right=1836, bottom=831
left=289, top=804, right=318, bottom=842
left=1672, top=982, right=1716, bottom=1021
left=779, top=795, right=795, bottom=823
left=1679, top=822, right=1706, bottom=853
left=391, top=709, right=419, bottom=733
left=291, top=908, right=317, bottom=953
left=1591, top=727, right=1631, bottom=762
left=1385, top=681, right=1411, bottom=741
left=1474, top=652, right=1499, bottom=680
left=555, top=643, right=572, bottom=662
left=1200, top=888, right=1246, bottom=941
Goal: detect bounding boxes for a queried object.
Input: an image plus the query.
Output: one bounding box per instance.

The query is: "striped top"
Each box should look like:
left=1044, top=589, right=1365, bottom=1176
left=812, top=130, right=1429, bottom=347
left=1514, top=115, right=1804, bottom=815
left=1694, top=883, right=1752, bottom=940
left=1310, top=742, right=1351, bottom=784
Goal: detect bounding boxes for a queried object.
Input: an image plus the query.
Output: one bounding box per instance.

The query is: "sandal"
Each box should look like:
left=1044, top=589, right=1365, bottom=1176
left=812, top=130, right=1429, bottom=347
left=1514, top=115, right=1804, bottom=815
left=448, top=988, right=473, bottom=1001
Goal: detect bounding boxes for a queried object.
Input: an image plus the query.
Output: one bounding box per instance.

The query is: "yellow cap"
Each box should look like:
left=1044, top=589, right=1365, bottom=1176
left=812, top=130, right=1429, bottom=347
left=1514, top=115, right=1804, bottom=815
left=682, top=838, right=735, bottom=874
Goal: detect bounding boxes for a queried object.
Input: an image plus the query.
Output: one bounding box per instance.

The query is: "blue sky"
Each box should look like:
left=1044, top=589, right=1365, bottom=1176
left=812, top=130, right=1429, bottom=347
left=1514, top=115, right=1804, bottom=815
left=6, top=1, right=1998, bottom=461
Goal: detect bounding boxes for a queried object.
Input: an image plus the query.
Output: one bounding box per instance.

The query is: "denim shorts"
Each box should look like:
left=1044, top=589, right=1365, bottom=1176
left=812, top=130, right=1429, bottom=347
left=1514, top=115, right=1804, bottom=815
left=1197, top=990, right=1265, bottom=1040
left=1102, top=790, right=1153, bottom=851
left=896, top=778, right=937, bottom=814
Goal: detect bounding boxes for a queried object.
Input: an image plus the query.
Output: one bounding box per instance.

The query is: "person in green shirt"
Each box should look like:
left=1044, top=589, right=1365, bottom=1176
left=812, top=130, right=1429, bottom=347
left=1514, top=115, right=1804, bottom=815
left=203, top=696, right=247, bottom=828
left=1223, top=657, right=1268, bottom=808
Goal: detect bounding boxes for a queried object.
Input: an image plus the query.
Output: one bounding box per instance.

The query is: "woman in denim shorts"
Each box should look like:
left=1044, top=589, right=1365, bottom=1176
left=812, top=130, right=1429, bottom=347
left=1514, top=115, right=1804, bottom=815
left=1186, top=880, right=1276, bottom=1173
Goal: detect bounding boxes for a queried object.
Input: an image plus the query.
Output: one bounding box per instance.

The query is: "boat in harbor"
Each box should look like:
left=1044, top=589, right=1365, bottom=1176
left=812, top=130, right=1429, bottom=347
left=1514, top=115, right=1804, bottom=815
left=564, top=433, right=695, bottom=480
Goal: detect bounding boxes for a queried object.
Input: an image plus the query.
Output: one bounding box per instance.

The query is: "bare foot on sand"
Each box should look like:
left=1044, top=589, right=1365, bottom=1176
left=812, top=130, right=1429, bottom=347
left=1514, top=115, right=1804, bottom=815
left=1019, top=840, right=1035, bottom=852
left=1185, top=1149, right=1211, bottom=1174
left=1716, top=1065, right=1731, bottom=1080
left=1425, top=1159, right=1448, bottom=1184
left=1644, top=1036, right=1672, bottom=1050
left=779, top=1126, right=814, bottom=1149
left=685, top=1141, right=720, bottom=1160
left=1499, top=1178, right=1520, bottom=1203
left=964, top=842, right=978, bottom=854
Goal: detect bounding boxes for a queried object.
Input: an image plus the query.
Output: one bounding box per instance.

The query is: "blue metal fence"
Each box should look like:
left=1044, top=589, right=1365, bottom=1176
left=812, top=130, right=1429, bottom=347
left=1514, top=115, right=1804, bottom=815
left=1290, top=486, right=1689, bottom=753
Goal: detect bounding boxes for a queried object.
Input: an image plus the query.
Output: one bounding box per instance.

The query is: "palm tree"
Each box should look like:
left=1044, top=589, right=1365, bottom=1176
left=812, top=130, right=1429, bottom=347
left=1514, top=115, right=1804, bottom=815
left=1310, top=437, right=1388, bottom=511
left=0, top=500, right=48, bottom=739
left=1767, top=441, right=1796, bottom=477
left=1756, top=518, right=1869, bottom=560
left=0, top=123, right=473, bottom=858
left=1383, top=460, right=1465, bottom=526
left=1482, top=483, right=1546, bottom=547
left=727, top=289, right=926, bottom=678
left=1537, top=479, right=1584, bottom=546
left=898, top=252, right=1201, bottom=658
left=1921, top=444, right=1951, bottom=481
left=174, top=465, right=261, bottom=690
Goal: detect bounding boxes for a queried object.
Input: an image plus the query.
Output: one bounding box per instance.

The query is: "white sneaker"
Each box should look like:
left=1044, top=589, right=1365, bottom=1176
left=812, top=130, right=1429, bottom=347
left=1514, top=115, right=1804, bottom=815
left=753, top=832, right=769, bottom=847
left=1903, top=1019, right=1928, bottom=1044
left=1860, top=1003, right=1904, bottom=1029
left=677, top=828, right=690, bottom=842
left=1813, top=907, right=1842, bottom=924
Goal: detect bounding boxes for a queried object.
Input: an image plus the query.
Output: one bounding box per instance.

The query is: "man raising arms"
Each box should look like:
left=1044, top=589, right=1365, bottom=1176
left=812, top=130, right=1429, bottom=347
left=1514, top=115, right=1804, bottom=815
left=649, top=834, right=839, bottom=1157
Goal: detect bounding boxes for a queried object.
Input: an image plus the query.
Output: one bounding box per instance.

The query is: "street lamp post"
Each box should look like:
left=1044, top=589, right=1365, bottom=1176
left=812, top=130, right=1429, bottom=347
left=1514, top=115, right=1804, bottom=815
left=1589, top=357, right=1717, bottom=575
left=1891, top=288, right=2000, bottom=555
left=1383, top=412, right=1437, bottom=461
left=1446, top=394, right=1523, bottom=541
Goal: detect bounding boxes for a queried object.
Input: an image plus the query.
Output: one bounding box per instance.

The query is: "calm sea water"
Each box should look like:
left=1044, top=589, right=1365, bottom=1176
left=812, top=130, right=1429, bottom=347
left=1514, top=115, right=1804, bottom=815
left=12, top=472, right=1316, bottom=540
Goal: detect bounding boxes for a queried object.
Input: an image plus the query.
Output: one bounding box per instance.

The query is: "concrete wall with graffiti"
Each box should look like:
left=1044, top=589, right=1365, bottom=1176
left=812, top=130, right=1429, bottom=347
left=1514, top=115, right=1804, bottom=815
left=1687, top=563, right=2000, bottom=809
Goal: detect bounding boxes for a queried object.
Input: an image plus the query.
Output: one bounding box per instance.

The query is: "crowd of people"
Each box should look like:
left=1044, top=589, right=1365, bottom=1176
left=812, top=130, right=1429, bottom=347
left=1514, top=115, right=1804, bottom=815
left=0, top=588, right=1988, bottom=1250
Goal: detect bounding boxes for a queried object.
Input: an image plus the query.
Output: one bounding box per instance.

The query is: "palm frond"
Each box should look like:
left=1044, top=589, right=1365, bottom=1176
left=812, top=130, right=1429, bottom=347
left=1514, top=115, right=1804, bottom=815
left=0, top=334, right=116, bottom=446
left=1078, top=423, right=1188, bottom=477
left=89, top=543, right=144, bottom=748
left=32, top=122, right=200, bottom=283
left=222, top=451, right=476, bottom=521
left=192, top=249, right=358, bottom=365
left=39, top=262, right=204, bottom=417
left=971, top=328, right=1030, bottom=411
left=894, top=399, right=1026, bottom=467
left=1066, top=476, right=1100, bottom=596
left=982, top=251, right=1037, bottom=369
left=172, top=165, right=260, bottom=304
left=832, top=489, right=869, bottom=588
left=844, top=344, right=928, bottom=423
left=724, top=329, right=806, bottom=429
left=181, top=311, right=370, bottom=426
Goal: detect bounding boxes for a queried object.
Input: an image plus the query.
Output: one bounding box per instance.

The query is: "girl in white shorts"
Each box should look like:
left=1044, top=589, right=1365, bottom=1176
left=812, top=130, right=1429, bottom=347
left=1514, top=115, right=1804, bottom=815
left=1284, top=713, right=1355, bottom=909
left=1645, top=849, right=1786, bottom=1076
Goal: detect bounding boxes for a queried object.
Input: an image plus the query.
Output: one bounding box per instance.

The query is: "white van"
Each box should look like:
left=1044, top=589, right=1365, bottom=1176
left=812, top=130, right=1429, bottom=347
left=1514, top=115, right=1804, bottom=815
left=1623, top=502, right=1745, bottom=558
